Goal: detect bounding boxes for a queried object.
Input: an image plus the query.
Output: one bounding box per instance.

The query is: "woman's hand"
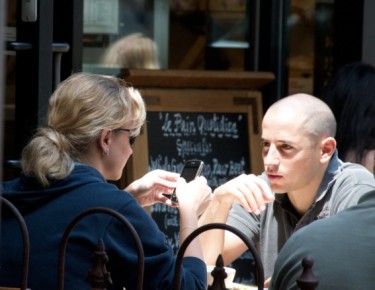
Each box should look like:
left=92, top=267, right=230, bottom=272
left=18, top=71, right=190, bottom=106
left=125, top=169, right=179, bottom=207
left=176, top=176, right=212, bottom=216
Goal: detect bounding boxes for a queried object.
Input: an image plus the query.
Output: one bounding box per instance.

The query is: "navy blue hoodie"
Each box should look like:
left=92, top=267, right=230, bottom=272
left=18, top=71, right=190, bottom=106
left=0, top=164, right=206, bottom=290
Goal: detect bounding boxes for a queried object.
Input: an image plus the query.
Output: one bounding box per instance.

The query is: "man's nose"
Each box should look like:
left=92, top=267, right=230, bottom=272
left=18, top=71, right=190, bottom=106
left=263, top=145, right=279, bottom=166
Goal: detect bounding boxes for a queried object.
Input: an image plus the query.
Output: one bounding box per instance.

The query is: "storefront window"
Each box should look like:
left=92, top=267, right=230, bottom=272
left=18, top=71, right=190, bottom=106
left=82, top=0, right=154, bottom=72
left=82, top=0, right=252, bottom=72
left=287, top=0, right=334, bottom=96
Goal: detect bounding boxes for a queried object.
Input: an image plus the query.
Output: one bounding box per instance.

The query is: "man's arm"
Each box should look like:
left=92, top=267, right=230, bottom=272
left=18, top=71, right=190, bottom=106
left=198, top=174, right=274, bottom=265
left=198, top=195, right=231, bottom=264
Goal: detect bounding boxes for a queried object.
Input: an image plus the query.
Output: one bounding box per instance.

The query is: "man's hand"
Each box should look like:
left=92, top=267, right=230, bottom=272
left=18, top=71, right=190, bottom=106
left=213, top=174, right=274, bottom=214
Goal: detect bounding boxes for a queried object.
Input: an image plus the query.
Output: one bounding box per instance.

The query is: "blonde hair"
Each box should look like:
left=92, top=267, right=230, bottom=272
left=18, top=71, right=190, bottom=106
left=21, top=72, right=146, bottom=186
left=101, top=33, right=160, bottom=69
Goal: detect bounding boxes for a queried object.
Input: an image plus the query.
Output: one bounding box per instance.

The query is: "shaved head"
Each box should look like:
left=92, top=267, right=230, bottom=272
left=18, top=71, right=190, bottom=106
left=265, top=94, right=336, bottom=142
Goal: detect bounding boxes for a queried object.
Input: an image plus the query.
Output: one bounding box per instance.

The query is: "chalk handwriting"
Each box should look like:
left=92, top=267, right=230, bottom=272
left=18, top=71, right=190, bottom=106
left=159, top=112, right=242, bottom=138
left=149, top=111, right=250, bottom=255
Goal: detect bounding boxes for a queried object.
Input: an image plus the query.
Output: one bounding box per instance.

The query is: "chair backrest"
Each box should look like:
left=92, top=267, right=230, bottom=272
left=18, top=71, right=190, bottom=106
left=173, top=223, right=265, bottom=290
left=0, top=196, right=30, bottom=290
left=297, top=257, right=319, bottom=290
left=56, top=207, right=144, bottom=290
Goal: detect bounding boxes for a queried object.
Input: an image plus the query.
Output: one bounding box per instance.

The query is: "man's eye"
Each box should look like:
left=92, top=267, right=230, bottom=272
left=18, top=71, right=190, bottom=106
left=281, top=144, right=292, bottom=150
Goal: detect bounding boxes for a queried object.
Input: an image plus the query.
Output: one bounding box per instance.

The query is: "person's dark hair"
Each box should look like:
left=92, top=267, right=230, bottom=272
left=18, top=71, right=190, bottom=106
left=322, top=62, right=375, bottom=164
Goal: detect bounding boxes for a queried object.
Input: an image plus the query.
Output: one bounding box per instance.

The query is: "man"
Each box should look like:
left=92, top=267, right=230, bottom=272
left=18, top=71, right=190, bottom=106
left=199, top=93, right=375, bottom=286
left=269, top=189, right=375, bottom=289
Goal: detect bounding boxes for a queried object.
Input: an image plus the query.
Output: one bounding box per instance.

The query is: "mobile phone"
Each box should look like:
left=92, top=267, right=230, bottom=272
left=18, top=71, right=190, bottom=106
left=169, top=159, right=205, bottom=204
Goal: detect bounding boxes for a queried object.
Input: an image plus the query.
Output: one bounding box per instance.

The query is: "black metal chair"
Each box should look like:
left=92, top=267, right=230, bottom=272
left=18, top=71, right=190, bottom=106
left=172, top=223, right=319, bottom=290
left=173, top=223, right=265, bottom=290
left=297, top=257, right=319, bottom=290
left=56, top=207, right=145, bottom=290
left=0, top=196, right=31, bottom=290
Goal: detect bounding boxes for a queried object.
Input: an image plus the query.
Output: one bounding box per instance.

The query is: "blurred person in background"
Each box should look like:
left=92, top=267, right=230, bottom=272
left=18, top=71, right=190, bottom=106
left=101, top=33, right=160, bottom=69
left=322, top=61, right=375, bottom=174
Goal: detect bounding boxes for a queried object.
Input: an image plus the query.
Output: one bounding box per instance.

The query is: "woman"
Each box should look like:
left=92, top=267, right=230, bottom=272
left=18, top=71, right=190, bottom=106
left=0, top=72, right=212, bottom=289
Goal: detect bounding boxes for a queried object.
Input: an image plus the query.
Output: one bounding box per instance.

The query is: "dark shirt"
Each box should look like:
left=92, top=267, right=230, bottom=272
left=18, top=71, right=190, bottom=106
left=0, top=164, right=206, bottom=290
left=270, top=189, right=375, bottom=289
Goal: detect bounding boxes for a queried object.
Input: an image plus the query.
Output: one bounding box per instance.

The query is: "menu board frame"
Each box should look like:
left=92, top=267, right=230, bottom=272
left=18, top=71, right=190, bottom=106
left=118, top=87, right=263, bottom=284
left=124, top=88, right=263, bottom=186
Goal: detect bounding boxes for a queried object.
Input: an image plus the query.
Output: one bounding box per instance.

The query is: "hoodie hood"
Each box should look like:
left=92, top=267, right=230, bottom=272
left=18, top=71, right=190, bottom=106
left=1, top=164, right=107, bottom=215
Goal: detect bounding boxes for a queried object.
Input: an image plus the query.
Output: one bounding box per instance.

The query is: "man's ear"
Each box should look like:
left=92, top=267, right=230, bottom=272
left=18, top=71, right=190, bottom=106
left=320, top=137, right=336, bottom=162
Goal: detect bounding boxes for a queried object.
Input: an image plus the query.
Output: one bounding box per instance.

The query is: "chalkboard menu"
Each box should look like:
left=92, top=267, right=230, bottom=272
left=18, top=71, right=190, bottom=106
left=147, top=110, right=257, bottom=284
left=148, top=112, right=250, bottom=185
left=148, top=111, right=250, bottom=251
left=124, top=88, right=264, bottom=285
